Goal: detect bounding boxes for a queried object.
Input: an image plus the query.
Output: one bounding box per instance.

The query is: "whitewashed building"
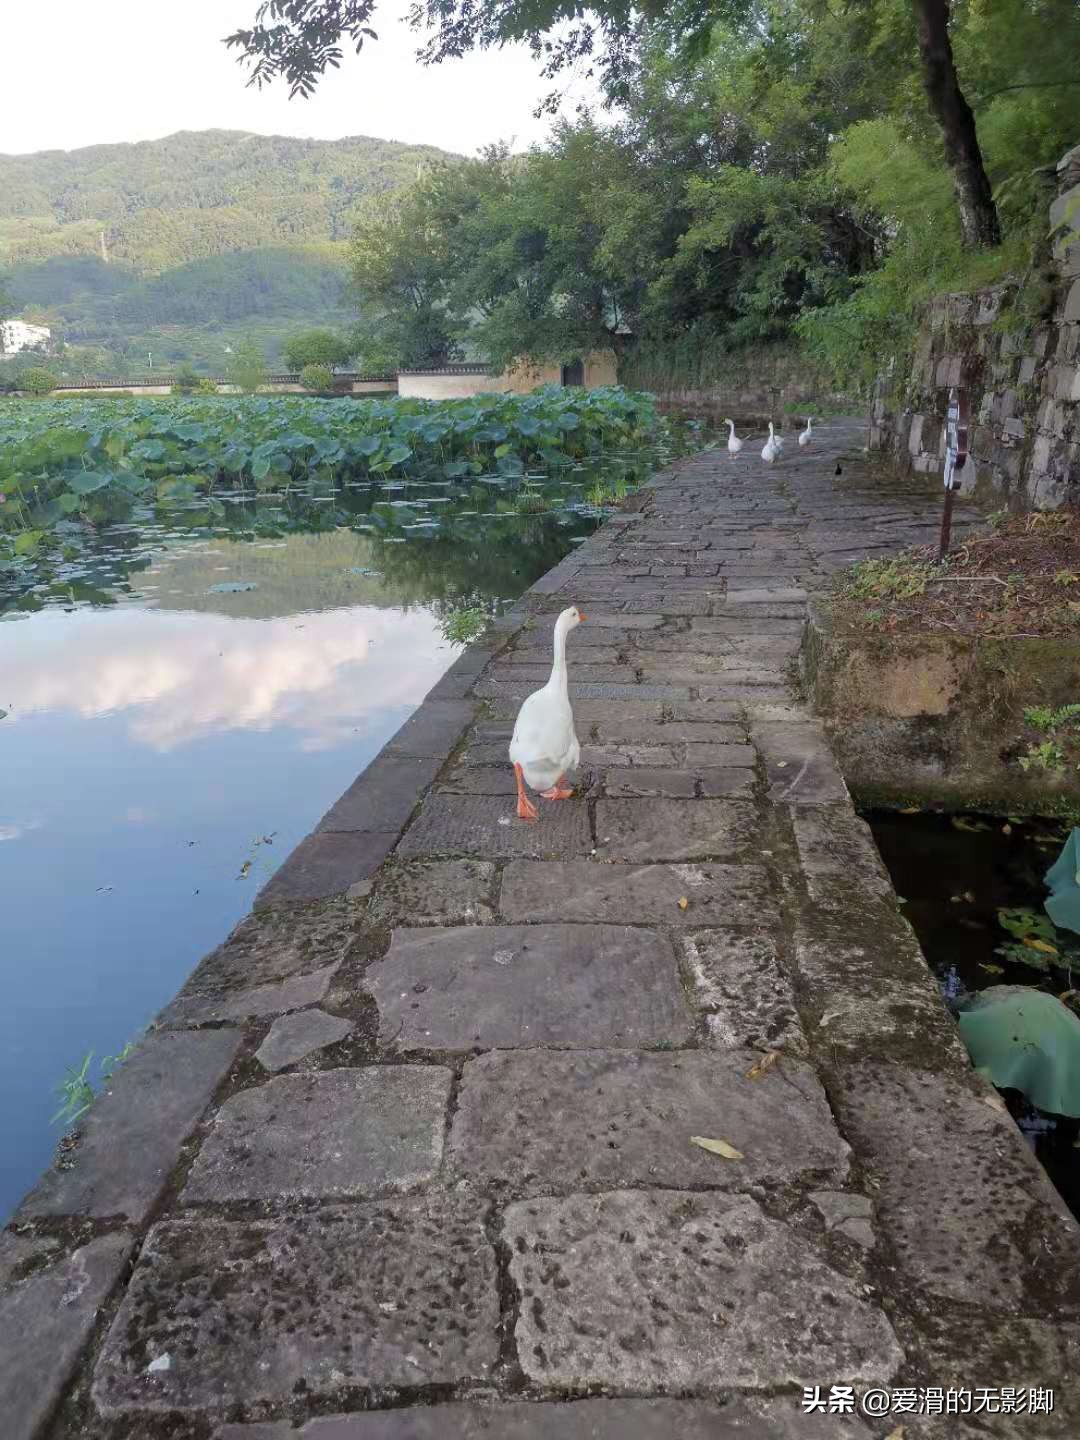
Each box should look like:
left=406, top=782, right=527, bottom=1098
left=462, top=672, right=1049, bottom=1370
left=0, top=319, right=51, bottom=355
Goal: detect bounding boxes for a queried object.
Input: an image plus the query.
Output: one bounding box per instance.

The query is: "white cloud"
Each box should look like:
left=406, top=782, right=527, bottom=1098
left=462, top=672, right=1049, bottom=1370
left=4, top=604, right=454, bottom=752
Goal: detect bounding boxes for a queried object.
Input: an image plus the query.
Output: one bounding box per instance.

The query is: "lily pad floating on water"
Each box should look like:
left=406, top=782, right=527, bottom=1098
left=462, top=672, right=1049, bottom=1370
left=1045, top=827, right=1080, bottom=936
left=207, top=581, right=258, bottom=593
left=957, top=985, right=1080, bottom=1117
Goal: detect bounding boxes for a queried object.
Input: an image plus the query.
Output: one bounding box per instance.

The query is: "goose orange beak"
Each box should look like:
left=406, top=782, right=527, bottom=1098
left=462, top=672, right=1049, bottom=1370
left=578, top=610, right=587, bottom=621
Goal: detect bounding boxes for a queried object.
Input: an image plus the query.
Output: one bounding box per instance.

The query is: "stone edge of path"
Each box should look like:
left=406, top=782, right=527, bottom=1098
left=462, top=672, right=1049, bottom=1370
left=4, top=429, right=1080, bottom=1440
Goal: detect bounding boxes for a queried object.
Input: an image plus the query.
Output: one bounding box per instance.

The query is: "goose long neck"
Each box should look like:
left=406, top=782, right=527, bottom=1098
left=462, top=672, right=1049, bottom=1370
left=768, top=422, right=775, bottom=439
left=550, top=619, right=569, bottom=691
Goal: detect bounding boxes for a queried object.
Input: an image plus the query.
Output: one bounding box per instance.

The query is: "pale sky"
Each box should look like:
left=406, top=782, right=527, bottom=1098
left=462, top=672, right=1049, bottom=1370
left=1, top=0, right=596, bottom=157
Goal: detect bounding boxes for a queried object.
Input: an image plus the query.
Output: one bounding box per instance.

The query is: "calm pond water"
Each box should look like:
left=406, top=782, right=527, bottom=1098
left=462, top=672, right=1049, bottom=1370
left=866, top=809, right=1080, bottom=1218
left=1, top=447, right=675, bottom=1218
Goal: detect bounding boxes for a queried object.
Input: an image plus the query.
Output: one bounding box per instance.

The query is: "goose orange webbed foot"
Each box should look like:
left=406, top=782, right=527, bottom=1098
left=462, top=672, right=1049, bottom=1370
left=539, top=777, right=574, bottom=800
left=514, top=763, right=539, bottom=822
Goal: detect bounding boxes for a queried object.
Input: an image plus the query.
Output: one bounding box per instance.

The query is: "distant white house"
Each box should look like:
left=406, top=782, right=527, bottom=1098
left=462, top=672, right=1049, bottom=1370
left=0, top=319, right=51, bottom=355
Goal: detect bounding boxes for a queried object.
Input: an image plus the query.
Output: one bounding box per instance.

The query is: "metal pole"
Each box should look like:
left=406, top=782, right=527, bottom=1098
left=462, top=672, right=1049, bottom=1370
left=939, top=385, right=969, bottom=562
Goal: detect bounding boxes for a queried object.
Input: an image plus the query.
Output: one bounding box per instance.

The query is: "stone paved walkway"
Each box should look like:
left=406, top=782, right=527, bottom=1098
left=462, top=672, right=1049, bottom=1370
left=5, top=420, right=1080, bottom=1440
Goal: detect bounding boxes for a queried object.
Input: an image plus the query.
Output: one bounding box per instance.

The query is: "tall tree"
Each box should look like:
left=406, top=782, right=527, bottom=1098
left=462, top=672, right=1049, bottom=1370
left=227, top=1, right=1000, bottom=247
left=913, top=0, right=1000, bottom=249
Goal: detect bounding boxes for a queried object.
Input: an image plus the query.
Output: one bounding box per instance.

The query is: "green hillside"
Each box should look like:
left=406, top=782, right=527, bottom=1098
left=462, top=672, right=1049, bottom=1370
left=0, top=130, right=453, bottom=374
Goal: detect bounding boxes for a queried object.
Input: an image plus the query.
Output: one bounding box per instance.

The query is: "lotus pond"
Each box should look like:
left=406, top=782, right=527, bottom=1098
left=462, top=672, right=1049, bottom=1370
left=0, top=389, right=692, bottom=1219
left=866, top=808, right=1080, bottom=1219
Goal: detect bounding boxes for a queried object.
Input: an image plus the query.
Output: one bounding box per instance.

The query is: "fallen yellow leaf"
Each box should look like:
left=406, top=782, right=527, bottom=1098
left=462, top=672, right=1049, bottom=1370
left=690, top=1135, right=743, bottom=1161
left=900, top=805, right=919, bottom=814
left=980, top=962, right=1004, bottom=975
left=775, top=760, right=788, bottom=768
left=677, top=896, right=689, bottom=910
left=746, top=1051, right=780, bottom=1080
left=1025, top=938, right=1059, bottom=956
left=885, top=1427, right=906, bottom=1440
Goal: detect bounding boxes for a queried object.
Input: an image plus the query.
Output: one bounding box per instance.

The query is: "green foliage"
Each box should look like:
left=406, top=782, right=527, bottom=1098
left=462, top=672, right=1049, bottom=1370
left=440, top=605, right=488, bottom=645
left=300, top=362, right=335, bottom=392
left=226, top=339, right=269, bottom=394
left=1020, top=703, right=1080, bottom=774
left=170, top=365, right=201, bottom=395
left=19, top=366, right=57, bottom=395
left=51, top=1051, right=95, bottom=1126
left=0, top=129, right=452, bottom=373
left=837, top=556, right=934, bottom=602
left=283, top=328, right=353, bottom=372
left=51, top=1040, right=136, bottom=1127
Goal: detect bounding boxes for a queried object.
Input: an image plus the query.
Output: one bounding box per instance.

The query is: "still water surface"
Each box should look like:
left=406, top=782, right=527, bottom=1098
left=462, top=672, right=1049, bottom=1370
left=1, top=452, right=666, bottom=1216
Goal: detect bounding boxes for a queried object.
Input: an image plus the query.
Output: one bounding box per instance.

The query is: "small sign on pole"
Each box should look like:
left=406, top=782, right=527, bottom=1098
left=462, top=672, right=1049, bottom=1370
left=939, top=386, right=969, bottom=562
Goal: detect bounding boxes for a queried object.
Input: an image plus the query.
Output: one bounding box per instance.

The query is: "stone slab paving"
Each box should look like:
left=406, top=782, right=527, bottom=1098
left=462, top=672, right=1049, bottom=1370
left=368, top=924, right=693, bottom=1050
left=0, top=1233, right=133, bottom=1440
left=183, top=1067, right=452, bottom=1202
left=10, top=419, right=1080, bottom=1439
left=254, top=1008, right=355, bottom=1071
left=450, top=1049, right=847, bottom=1194
left=504, top=1189, right=903, bottom=1389
left=92, top=1199, right=499, bottom=1415
left=19, top=1028, right=242, bottom=1223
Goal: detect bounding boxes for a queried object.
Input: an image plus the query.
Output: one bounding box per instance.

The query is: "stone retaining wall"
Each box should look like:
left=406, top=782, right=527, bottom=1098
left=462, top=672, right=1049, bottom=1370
left=869, top=141, right=1080, bottom=509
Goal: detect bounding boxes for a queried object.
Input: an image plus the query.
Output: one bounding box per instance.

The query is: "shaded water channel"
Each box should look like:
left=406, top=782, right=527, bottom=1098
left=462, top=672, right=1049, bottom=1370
left=0, top=443, right=677, bottom=1219
left=865, top=809, right=1080, bottom=1218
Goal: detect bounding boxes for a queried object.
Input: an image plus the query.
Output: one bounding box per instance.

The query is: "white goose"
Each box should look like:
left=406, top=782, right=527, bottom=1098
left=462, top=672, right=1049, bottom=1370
left=798, top=416, right=813, bottom=448
left=724, top=419, right=743, bottom=456
left=761, top=422, right=783, bottom=464
left=509, top=606, right=584, bottom=821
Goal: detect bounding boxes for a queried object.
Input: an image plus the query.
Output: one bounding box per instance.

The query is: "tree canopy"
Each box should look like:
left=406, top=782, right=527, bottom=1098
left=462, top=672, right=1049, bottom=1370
left=303, top=1, right=1080, bottom=382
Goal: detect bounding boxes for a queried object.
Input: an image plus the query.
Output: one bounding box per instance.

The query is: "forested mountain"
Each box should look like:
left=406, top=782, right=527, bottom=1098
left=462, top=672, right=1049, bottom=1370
left=0, top=130, right=453, bottom=373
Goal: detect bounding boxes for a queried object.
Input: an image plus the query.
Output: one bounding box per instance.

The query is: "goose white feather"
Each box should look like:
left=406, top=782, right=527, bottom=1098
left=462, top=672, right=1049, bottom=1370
left=509, top=606, right=584, bottom=819
left=798, top=416, right=813, bottom=448
left=724, top=419, right=743, bottom=455
left=761, top=422, right=782, bottom=464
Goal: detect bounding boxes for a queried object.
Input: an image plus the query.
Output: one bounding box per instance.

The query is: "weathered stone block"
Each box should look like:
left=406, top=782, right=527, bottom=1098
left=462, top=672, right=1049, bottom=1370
left=398, top=793, right=591, bottom=859
left=183, top=1067, right=451, bottom=1202
left=789, top=805, right=895, bottom=911
left=594, top=798, right=760, bottom=861
left=504, top=1190, right=903, bottom=1390
left=384, top=700, right=476, bottom=757
left=753, top=722, right=848, bottom=804
left=256, top=831, right=397, bottom=907
left=21, top=1029, right=242, bottom=1223
left=315, top=755, right=442, bottom=833
left=368, top=859, right=497, bottom=926
left=499, top=860, right=777, bottom=928
left=603, top=767, right=697, bottom=797
left=451, top=1049, right=845, bottom=1194
left=0, top=1233, right=133, bottom=1440
left=255, top=1009, right=354, bottom=1071
left=831, top=1065, right=1080, bottom=1315
left=168, top=897, right=359, bottom=999
left=161, top=963, right=338, bottom=1026
left=369, top=925, right=692, bottom=1050
left=92, top=1199, right=500, bottom=1414
left=683, top=742, right=757, bottom=768
left=247, top=1399, right=874, bottom=1438
left=682, top=931, right=807, bottom=1055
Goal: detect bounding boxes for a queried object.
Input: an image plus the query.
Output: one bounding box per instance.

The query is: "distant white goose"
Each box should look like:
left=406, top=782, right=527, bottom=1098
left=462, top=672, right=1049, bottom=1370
left=761, top=422, right=782, bottom=465
left=798, top=416, right=813, bottom=448
left=724, top=419, right=743, bottom=456
left=509, top=606, right=584, bottom=821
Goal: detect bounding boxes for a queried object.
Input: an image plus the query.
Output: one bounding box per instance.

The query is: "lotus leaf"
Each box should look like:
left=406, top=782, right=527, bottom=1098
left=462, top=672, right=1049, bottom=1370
left=1045, top=828, right=1080, bottom=936
left=957, top=985, right=1080, bottom=1116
